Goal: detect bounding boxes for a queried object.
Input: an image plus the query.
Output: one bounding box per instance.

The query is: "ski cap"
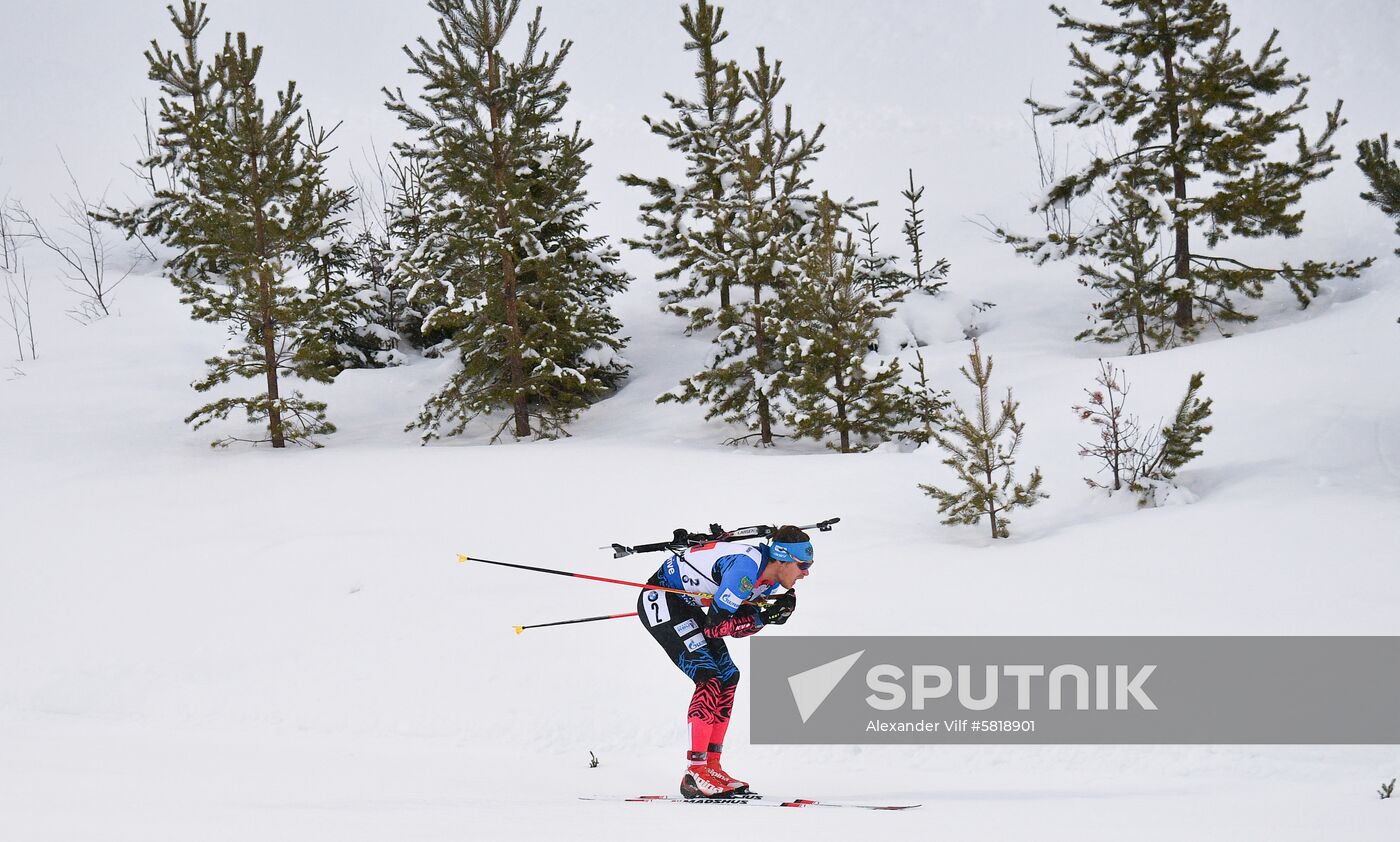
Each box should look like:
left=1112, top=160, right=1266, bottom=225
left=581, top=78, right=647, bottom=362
left=768, top=540, right=814, bottom=564
left=767, top=524, right=814, bottom=565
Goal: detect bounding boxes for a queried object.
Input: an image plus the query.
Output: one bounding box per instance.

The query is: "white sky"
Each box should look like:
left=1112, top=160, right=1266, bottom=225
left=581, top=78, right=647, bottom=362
left=3, top=0, right=1398, bottom=279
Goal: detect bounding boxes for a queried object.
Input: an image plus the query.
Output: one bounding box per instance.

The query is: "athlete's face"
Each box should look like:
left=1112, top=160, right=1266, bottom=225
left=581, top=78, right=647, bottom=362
left=773, top=560, right=808, bottom=589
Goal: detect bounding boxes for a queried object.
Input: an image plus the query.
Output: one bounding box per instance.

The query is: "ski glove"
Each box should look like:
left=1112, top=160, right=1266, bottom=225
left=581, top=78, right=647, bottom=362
left=702, top=604, right=762, bottom=639
left=758, top=590, right=796, bottom=625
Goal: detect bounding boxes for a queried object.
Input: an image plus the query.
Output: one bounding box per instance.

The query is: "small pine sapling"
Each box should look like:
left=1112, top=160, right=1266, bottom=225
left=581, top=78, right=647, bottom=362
left=1073, top=360, right=1139, bottom=492
left=1130, top=372, right=1214, bottom=507
left=855, top=213, right=904, bottom=299
left=899, top=349, right=948, bottom=446
left=1074, top=364, right=1214, bottom=506
left=919, top=339, right=1046, bottom=538
left=1378, top=778, right=1394, bottom=799
left=900, top=169, right=949, bottom=296
left=1073, top=201, right=1177, bottom=355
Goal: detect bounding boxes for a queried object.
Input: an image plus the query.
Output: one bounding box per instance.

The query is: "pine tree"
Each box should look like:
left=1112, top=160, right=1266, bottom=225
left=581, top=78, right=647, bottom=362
left=388, top=0, right=630, bottom=443
left=899, top=349, right=948, bottom=446
left=100, top=1, right=217, bottom=256
left=919, top=339, right=1046, bottom=538
left=1073, top=359, right=1140, bottom=491
left=377, top=153, right=437, bottom=350
left=855, top=213, right=903, bottom=299
left=621, top=0, right=754, bottom=330
left=190, top=36, right=363, bottom=446
left=106, top=4, right=364, bottom=447
left=1013, top=0, right=1371, bottom=344
left=1357, top=134, right=1400, bottom=256
left=899, top=169, right=949, bottom=295
left=1131, top=371, right=1213, bottom=506
left=1073, top=364, right=1213, bottom=505
left=782, top=197, right=907, bottom=453
left=350, top=152, right=425, bottom=356
left=652, top=41, right=839, bottom=445
left=298, top=146, right=398, bottom=372
left=1072, top=198, right=1175, bottom=354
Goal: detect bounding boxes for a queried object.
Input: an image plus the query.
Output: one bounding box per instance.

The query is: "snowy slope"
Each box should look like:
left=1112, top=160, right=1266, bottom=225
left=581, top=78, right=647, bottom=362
left=4, top=1, right=1400, bottom=834
left=3, top=249, right=1400, bottom=839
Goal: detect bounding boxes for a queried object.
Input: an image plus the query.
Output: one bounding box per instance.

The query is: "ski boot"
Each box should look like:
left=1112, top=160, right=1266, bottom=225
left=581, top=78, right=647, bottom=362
left=680, top=753, right=742, bottom=799
left=705, top=743, right=751, bottom=795
left=707, top=758, right=751, bottom=795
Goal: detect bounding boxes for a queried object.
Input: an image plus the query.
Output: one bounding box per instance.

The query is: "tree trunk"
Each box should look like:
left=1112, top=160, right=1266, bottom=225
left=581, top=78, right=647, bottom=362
left=487, top=43, right=531, bottom=440
left=753, top=281, right=772, bottom=445
left=247, top=124, right=284, bottom=448
left=716, top=179, right=730, bottom=311
left=833, top=347, right=849, bottom=453
left=1160, top=42, right=1193, bottom=329
left=985, top=465, right=1000, bottom=539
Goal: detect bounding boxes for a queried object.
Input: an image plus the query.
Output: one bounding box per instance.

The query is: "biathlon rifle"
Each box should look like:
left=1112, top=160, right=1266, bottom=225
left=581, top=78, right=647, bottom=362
left=606, top=517, right=840, bottom=559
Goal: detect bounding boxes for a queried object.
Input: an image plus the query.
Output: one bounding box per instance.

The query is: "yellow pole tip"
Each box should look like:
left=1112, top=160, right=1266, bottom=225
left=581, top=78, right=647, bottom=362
left=513, top=626, right=524, bottom=635
left=457, top=554, right=470, bottom=563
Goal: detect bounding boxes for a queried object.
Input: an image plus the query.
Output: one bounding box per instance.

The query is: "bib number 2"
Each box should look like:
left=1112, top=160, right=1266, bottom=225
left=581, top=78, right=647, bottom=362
left=644, top=591, right=671, bottom=627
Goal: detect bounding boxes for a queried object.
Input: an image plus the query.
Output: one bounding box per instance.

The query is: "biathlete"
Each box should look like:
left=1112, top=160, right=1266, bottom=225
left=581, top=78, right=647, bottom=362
left=636, top=525, right=813, bottom=799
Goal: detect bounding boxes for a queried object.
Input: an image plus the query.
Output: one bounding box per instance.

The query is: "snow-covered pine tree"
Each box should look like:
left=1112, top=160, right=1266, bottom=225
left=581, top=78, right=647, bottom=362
left=782, top=196, right=906, bottom=453
left=659, top=46, right=839, bottom=445
left=514, top=122, right=631, bottom=426
left=388, top=0, right=630, bottom=442
left=1073, top=197, right=1175, bottom=354
left=100, top=1, right=216, bottom=256
left=898, top=349, right=948, bottom=446
left=1014, top=0, right=1371, bottom=345
left=1357, top=134, right=1400, bottom=256
left=620, top=0, right=755, bottom=330
left=298, top=150, right=399, bottom=372
left=187, top=36, right=364, bottom=447
left=372, top=153, right=437, bottom=350
left=899, top=169, right=948, bottom=295
left=855, top=213, right=903, bottom=299
left=919, top=339, right=1046, bottom=538
left=107, top=5, right=365, bottom=448
left=1131, top=371, right=1213, bottom=506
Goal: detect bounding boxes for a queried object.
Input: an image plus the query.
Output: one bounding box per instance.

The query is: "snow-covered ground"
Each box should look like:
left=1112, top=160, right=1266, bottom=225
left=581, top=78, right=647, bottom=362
left=5, top=0, right=1400, bottom=836
left=3, top=254, right=1399, bottom=838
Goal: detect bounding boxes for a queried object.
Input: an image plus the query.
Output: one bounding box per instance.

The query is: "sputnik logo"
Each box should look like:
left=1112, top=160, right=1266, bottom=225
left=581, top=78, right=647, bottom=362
left=787, top=650, right=864, bottom=724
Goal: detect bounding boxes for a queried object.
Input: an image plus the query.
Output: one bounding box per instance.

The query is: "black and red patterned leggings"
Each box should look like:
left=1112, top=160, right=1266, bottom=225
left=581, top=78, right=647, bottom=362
left=638, top=588, right=740, bottom=740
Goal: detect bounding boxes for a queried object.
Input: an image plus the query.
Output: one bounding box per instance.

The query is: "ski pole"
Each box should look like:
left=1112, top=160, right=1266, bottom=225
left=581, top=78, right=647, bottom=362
left=513, top=611, right=638, bottom=635
left=457, top=554, right=712, bottom=602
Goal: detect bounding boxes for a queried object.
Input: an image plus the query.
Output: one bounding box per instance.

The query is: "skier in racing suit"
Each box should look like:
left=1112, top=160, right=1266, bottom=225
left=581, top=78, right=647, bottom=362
left=637, top=525, right=813, bottom=799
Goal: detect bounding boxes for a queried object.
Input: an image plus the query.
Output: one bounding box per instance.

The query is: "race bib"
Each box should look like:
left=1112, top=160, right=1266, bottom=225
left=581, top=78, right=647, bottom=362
left=643, top=590, right=671, bottom=627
